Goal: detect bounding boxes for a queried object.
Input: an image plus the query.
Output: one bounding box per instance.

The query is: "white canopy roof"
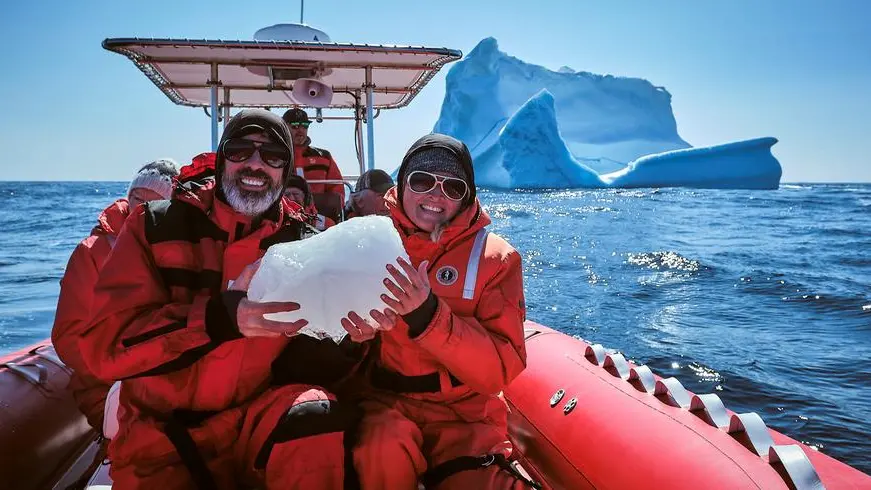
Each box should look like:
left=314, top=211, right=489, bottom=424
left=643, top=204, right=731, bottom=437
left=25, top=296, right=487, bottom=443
left=103, top=38, right=462, bottom=109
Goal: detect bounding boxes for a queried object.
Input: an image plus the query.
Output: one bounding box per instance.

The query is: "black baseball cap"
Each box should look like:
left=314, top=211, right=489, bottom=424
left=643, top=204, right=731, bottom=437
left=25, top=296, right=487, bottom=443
left=282, top=108, right=310, bottom=124
left=355, top=169, right=395, bottom=195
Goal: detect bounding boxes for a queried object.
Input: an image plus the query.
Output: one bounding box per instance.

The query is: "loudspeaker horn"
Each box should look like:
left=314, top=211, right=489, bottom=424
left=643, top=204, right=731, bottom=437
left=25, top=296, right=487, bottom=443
left=291, top=78, right=333, bottom=108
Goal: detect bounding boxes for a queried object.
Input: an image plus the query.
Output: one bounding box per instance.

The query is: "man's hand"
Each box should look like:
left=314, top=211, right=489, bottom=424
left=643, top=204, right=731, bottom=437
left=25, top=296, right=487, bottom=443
left=381, top=257, right=431, bottom=315
left=237, top=299, right=308, bottom=338
left=230, top=259, right=308, bottom=338
left=229, top=260, right=260, bottom=292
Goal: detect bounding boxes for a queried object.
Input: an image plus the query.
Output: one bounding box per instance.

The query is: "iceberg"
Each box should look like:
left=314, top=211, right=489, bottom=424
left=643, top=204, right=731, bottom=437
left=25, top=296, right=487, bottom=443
left=497, top=90, right=603, bottom=188
left=247, top=216, right=408, bottom=341
left=601, top=137, right=782, bottom=189
left=431, top=37, right=782, bottom=190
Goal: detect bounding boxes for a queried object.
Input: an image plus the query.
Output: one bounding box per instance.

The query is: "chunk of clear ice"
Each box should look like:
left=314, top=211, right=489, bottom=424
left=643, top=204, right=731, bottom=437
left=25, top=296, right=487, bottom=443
left=247, top=216, right=409, bottom=341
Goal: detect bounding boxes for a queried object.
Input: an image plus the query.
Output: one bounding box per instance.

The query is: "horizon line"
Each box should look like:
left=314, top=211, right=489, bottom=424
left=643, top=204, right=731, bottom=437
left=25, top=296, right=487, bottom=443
left=0, top=180, right=868, bottom=185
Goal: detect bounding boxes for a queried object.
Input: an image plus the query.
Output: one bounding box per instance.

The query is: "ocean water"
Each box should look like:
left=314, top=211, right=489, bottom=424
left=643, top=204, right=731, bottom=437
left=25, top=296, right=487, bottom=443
left=0, top=182, right=869, bottom=473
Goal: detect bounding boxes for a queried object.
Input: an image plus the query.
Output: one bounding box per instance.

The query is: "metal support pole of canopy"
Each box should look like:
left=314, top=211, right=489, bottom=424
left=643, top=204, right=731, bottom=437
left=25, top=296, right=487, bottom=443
left=365, top=66, right=375, bottom=171
left=209, top=63, right=219, bottom=151
left=222, top=87, right=231, bottom=130
left=353, top=90, right=365, bottom=175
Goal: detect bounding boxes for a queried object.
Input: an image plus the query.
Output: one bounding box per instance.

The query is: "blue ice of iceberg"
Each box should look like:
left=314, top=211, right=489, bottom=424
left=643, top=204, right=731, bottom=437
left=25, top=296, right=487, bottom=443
left=430, top=37, right=782, bottom=190
left=600, top=138, right=781, bottom=189
left=497, top=90, right=603, bottom=188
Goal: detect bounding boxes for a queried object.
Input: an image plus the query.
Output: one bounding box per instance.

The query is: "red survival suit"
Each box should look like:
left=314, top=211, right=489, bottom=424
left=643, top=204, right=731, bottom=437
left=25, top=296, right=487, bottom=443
left=353, top=187, right=531, bottom=489
left=79, top=161, right=362, bottom=489
left=52, top=199, right=129, bottom=430
left=284, top=175, right=336, bottom=232
left=294, top=138, right=346, bottom=201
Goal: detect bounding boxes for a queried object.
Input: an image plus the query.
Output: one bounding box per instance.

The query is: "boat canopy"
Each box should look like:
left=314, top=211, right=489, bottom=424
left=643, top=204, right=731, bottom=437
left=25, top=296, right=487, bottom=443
left=102, top=38, right=462, bottom=110
left=104, top=37, right=462, bottom=169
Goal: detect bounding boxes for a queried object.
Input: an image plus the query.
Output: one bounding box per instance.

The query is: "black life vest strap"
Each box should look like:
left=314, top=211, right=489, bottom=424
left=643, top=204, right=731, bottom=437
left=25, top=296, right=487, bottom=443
left=370, top=364, right=463, bottom=393
left=162, top=410, right=220, bottom=490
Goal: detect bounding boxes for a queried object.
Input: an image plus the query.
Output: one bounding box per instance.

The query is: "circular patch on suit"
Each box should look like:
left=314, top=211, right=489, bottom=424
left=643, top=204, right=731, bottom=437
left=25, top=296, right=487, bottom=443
left=436, top=266, right=459, bottom=286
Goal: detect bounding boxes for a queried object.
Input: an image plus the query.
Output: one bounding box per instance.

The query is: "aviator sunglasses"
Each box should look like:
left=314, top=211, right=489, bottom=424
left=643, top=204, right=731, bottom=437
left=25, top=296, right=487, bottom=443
left=221, top=138, right=291, bottom=169
left=406, top=170, right=469, bottom=201
left=288, top=122, right=311, bottom=128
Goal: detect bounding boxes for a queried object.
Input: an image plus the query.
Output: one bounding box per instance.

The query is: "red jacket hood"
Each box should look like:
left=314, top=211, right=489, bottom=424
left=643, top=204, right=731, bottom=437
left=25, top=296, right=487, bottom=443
left=93, top=199, right=130, bottom=237
left=384, top=186, right=490, bottom=263
left=173, top=154, right=308, bottom=233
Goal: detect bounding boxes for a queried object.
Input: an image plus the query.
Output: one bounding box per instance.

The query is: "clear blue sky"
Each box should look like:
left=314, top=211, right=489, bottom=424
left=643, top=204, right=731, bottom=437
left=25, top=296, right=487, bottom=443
left=1, top=0, right=869, bottom=182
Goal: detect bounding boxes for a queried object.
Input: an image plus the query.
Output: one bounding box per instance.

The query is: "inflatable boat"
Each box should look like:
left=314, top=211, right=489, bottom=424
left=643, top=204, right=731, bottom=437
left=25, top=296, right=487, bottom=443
left=504, top=323, right=871, bottom=489
left=1, top=24, right=869, bottom=490
left=2, top=323, right=871, bottom=489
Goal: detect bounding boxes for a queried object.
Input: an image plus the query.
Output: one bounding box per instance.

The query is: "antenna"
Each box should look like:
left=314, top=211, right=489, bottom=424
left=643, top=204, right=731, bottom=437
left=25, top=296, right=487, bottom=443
left=300, top=0, right=305, bottom=24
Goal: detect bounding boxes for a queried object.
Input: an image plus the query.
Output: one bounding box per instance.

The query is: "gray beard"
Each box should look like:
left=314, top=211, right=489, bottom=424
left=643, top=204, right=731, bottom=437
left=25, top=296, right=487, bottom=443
left=222, top=173, right=283, bottom=217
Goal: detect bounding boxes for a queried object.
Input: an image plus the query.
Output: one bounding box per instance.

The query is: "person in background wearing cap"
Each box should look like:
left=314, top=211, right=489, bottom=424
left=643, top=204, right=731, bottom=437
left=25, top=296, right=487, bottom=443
left=282, top=108, right=346, bottom=203
left=53, top=158, right=179, bottom=432
left=344, top=134, right=536, bottom=489
left=285, top=174, right=335, bottom=231
left=343, top=169, right=394, bottom=219
left=78, top=109, right=363, bottom=489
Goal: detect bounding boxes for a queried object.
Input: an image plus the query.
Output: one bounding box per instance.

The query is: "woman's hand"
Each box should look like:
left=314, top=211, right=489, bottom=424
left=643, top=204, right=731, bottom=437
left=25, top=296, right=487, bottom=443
left=341, top=309, right=398, bottom=342
left=381, top=257, right=430, bottom=315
